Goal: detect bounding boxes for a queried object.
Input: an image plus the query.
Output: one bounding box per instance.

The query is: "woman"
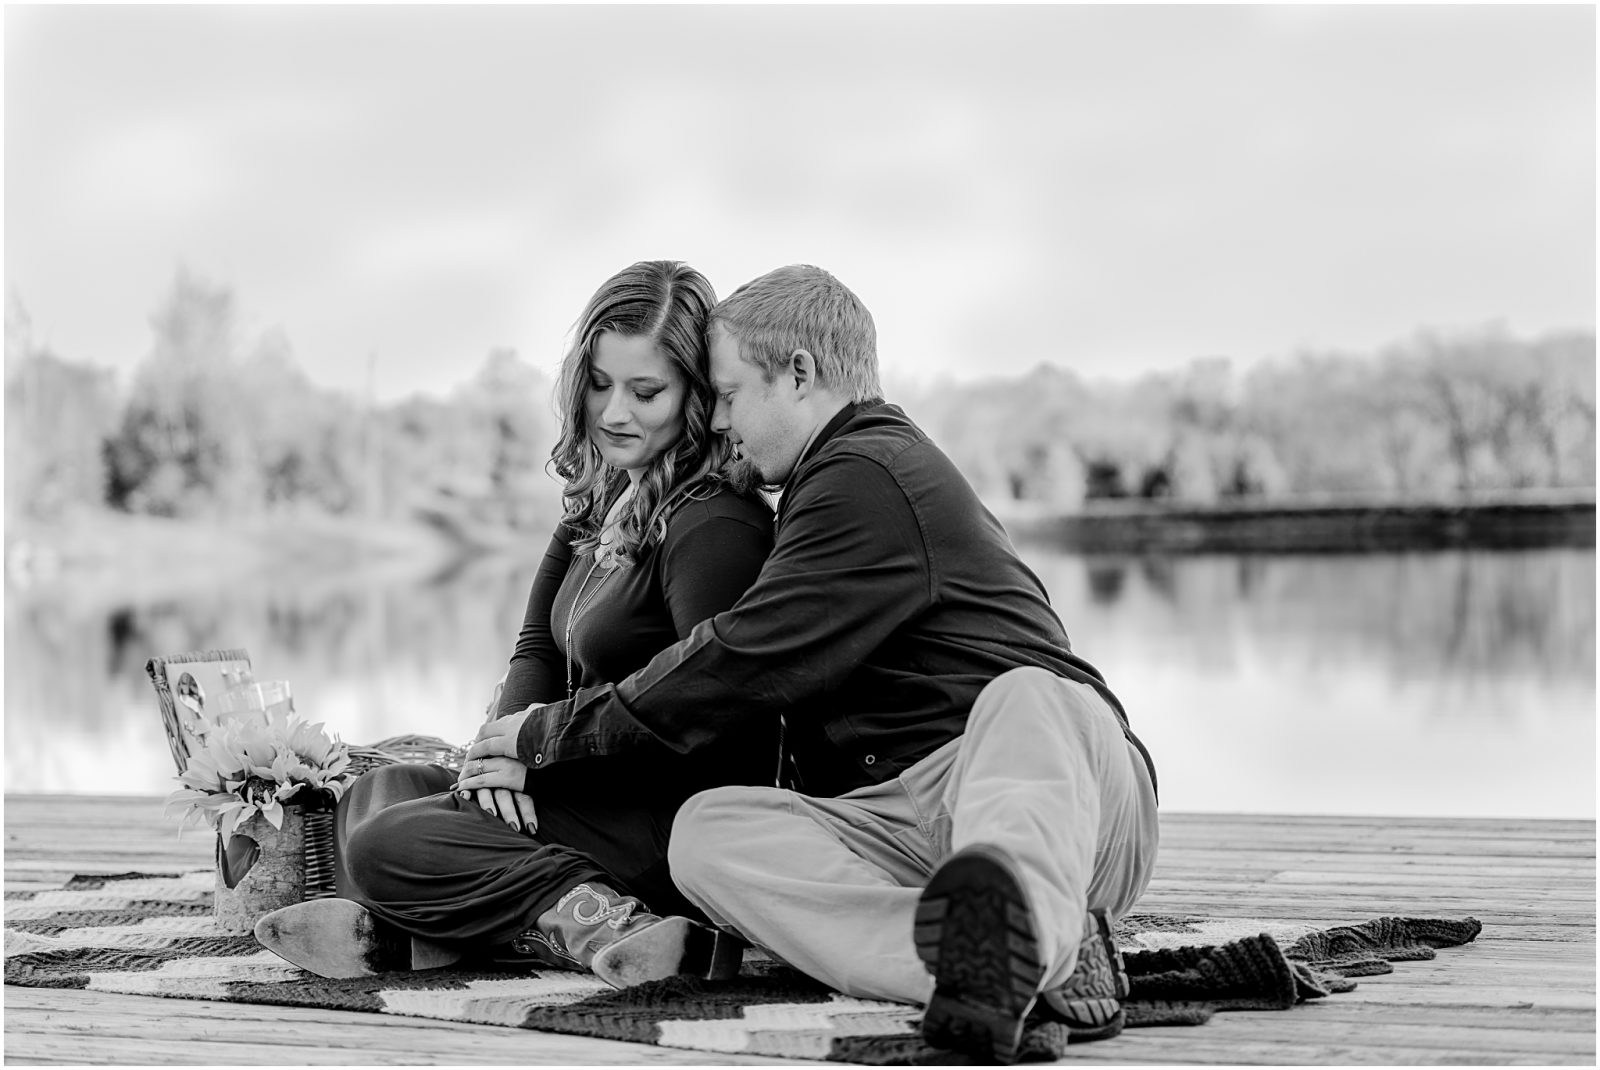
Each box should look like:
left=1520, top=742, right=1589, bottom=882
left=256, top=261, right=773, bottom=989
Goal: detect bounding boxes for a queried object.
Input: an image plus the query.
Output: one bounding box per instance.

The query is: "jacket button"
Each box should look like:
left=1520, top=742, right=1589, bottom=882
left=534, top=753, right=543, bottom=765
left=864, top=754, right=876, bottom=765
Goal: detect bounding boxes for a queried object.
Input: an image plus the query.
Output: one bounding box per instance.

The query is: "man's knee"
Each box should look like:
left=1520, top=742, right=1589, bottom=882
left=979, top=665, right=1062, bottom=703
left=668, top=785, right=776, bottom=892
left=970, top=666, right=1121, bottom=749
left=973, top=666, right=1081, bottom=723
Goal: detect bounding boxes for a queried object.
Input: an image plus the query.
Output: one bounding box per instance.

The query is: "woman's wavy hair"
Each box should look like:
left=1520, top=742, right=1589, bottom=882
left=549, top=260, right=741, bottom=566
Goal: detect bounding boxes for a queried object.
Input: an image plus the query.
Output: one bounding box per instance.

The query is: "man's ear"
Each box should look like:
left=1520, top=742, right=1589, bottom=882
left=788, top=349, right=818, bottom=396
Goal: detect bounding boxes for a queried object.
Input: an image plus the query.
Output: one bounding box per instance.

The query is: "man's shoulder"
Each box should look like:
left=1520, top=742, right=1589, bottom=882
left=787, top=407, right=980, bottom=544
left=818, top=402, right=970, bottom=491
left=816, top=402, right=930, bottom=468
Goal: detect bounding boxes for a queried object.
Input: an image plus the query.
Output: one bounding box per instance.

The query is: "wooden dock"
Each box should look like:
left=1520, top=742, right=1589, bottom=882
left=4, top=795, right=1594, bottom=1065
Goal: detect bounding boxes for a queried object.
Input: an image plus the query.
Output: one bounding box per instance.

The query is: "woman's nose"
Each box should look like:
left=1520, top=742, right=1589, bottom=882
left=602, top=389, right=631, bottom=426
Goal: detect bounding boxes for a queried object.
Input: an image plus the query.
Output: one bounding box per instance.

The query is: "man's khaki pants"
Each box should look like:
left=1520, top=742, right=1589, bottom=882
left=669, top=667, right=1160, bottom=1004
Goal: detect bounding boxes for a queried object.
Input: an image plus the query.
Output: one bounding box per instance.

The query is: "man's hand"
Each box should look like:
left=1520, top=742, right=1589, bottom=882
left=466, top=705, right=534, bottom=764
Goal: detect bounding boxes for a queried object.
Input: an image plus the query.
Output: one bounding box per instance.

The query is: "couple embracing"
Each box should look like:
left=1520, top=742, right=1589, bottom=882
left=258, top=260, right=1160, bottom=1063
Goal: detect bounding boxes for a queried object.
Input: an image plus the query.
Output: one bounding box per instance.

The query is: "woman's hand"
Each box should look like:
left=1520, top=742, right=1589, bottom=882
left=475, top=787, right=538, bottom=835
left=455, top=755, right=538, bottom=835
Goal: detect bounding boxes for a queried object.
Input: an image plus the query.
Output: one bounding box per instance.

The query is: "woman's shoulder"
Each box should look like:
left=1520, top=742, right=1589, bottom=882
left=664, top=482, right=774, bottom=538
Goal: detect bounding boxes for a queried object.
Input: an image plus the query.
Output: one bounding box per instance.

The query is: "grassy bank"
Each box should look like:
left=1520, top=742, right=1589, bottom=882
left=4, top=509, right=468, bottom=605
left=993, top=488, right=1597, bottom=553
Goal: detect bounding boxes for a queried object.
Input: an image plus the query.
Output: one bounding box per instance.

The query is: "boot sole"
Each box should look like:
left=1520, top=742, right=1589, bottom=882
left=255, top=899, right=461, bottom=979
left=914, top=846, right=1043, bottom=1064
left=1036, top=910, right=1129, bottom=1043
left=589, top=917, right=746, bottom=990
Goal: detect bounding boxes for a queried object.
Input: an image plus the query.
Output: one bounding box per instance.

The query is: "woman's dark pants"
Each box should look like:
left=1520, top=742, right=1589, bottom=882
left=335, top=763, right=698, bottom=949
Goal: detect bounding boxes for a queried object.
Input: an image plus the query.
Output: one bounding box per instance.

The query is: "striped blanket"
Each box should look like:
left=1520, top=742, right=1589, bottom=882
left=4, top=871, right=1482, bottom=1063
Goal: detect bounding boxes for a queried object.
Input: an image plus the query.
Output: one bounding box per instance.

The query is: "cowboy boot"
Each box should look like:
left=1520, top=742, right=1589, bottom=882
left=255, top=898, right=462, bottom=979
left=513, top=881, right=744, bottom=989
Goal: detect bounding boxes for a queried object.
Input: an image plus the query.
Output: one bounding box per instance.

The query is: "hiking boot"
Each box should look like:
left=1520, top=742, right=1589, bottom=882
left=516, top=882, right=744, bottom=990
left=913, top=845, right=1044, bottom=1064
left=255, top=898, right=462, bottom=978
left=1034, top=908, right=1129, bottom=1041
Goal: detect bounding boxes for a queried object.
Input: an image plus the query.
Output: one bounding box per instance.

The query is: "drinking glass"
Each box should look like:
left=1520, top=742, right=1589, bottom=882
left=217, top=679, right=294, bottom=720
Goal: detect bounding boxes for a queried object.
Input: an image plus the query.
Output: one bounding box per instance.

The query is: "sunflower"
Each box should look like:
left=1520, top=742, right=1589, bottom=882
left=166, top=704, right=357, bottom=843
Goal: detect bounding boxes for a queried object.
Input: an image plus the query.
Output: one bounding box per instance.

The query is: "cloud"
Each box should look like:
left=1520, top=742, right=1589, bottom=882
left=70, top=119, right=228, bottom=220
left=345, top=214, right=526, bottom=287
left=6, top=5, right=1592, bottom=397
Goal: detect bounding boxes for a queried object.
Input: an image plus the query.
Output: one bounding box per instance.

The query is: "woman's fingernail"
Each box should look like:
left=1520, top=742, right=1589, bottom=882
left=457, top=791, right=468, bottom=800
left=508, top=821, right=519, bottom=831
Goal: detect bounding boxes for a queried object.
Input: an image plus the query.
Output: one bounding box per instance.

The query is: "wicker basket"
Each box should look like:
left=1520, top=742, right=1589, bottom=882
left=346, top=734, right=467, bottom=776
left=296, top=734, right=467, bottom=900
left=147, top=649, right=475, bottom=906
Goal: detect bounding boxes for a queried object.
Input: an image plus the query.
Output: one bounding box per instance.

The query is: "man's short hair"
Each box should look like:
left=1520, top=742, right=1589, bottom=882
left=709, top=265, right=882, bottom=403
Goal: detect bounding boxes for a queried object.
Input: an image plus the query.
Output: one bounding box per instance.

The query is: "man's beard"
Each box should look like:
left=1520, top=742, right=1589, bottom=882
left=727, top=455, right=768, bottom=493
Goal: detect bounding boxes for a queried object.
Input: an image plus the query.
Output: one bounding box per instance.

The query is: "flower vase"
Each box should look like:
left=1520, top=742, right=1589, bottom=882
left=212, top=806, right=307, bottom=934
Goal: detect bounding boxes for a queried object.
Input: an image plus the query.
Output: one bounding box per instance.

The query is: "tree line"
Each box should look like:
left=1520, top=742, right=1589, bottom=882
left=6, top=269, right=1594, bottom=535
left=6, top=271, right=556, bottom=533
left=904, top=327, right=1594, bottom=508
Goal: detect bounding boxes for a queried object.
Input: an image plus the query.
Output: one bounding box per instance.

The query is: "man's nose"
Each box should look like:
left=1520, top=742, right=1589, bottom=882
left=711, top=397, right=730, bottom=434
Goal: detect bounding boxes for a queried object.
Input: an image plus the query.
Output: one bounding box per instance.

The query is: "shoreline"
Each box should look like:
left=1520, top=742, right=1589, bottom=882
left=7, top=489, right=1594, bottom=599
left=994, top=489, right=1597, bottom=554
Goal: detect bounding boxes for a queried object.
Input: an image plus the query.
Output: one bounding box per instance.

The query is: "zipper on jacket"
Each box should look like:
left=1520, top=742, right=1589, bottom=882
left=774, top=713, right=804, bottom=791
left=774, top=714, right=788, bottom=788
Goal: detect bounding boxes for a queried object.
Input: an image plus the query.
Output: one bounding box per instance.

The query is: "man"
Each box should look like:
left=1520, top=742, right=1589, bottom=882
left=464, top=264, right=1159, bottom=1063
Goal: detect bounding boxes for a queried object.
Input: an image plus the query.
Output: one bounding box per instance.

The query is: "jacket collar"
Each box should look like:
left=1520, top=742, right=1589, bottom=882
left=772, top=398, right=884, bottom=526
left=787, top=397, right=883, bottom=486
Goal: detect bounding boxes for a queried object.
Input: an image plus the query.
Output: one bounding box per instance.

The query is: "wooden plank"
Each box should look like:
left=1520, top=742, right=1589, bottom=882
left=1156, top=813, right=1595, bottom=833
left=1041, top=1025, right=1586, bottom=1066
left=1323, top=984, right=1596, bottom=1010
left=1243, top=999, right=1593, bottom=1030
left=1149, top=860, right=1593, bottom=879
left=1154, top=824, right=1596, bottom=848
left=1144, top=877, right=1597, bottom=901
left=1140, top=1015, right=1595, bottom=1055
left=1153, top=837, right=1596, bottom=858
left=1135, top=891, right=1595, bottom=914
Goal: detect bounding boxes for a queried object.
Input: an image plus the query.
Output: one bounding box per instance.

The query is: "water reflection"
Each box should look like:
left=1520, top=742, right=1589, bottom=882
left=1029, top=548, right=1594, bottom=819
left=1040, top=549, right=1595, bottom=692
left=5, top=547, right=1593, bottom=818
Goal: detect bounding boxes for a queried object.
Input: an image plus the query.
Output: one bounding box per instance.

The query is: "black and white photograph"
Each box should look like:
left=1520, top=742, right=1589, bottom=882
left=4, top=4, right=1594, bottom=1065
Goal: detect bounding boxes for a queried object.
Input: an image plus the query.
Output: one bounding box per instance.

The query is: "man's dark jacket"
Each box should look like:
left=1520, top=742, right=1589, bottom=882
left=517, top=400, right=1156, bottom=800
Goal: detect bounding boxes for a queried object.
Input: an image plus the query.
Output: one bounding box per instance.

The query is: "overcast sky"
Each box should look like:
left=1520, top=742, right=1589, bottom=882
left=6, top=5, right=1594, bottom=402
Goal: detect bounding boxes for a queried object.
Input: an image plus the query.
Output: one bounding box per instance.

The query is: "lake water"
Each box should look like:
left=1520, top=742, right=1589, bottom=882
left=5, top=546, right=1593, bottom=819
